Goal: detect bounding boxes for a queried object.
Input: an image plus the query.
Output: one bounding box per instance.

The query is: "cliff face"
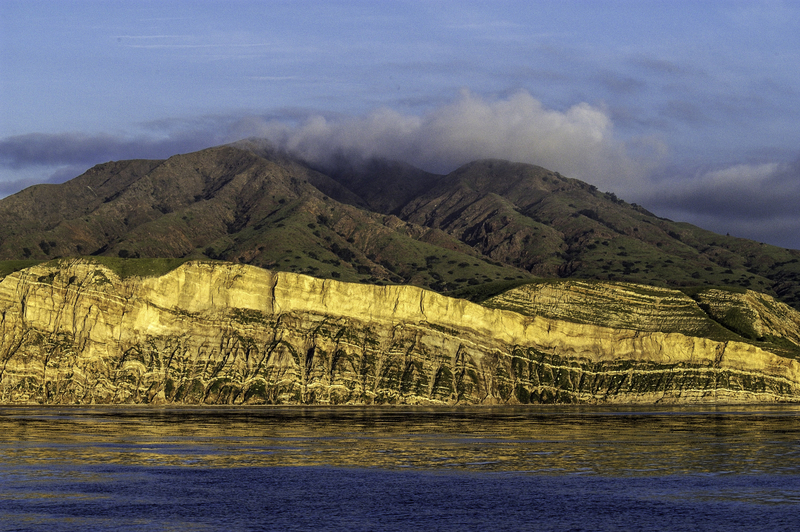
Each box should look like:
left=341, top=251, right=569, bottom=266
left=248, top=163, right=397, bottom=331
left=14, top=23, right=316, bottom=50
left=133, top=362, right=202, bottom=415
left=1, top=260, right=799, bottom=405
left=694, top=289, right=800, bottom=345
left=484, top=281, right=713, bottom=334
left=483, top=280, right=800, bottom=353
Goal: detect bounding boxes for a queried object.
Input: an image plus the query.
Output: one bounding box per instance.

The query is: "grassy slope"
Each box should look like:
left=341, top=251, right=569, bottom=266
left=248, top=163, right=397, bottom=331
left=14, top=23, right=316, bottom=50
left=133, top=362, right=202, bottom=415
left=1, top=147, right=798, bottom=311
left=392, top=160, right=800, bottom=309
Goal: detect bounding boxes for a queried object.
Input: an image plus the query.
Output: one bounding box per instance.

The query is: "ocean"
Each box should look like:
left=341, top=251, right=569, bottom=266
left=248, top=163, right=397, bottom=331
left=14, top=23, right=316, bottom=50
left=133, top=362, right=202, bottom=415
left=1, top=405, right=799, bottom=531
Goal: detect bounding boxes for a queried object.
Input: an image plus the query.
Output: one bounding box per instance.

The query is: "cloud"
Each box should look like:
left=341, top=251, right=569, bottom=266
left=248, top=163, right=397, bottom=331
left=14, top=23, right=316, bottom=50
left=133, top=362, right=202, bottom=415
left=0, top=130, right=226, bottom=169
left=0, top=90, right=664, bottom=200
left=0, top=91, right=665, bottom=190
left=593, top=70, right=647, bottom=95
left=630, top=56, right=705, bottom=78
left=258, top=89, right=660, bottom=190
left=638, top=159, right=800, bottom=248
left=0, top=123, right=248, bottom=197
left=2, top=90, right=796, bottom=249
left=645, top=161, right=800, bottom=219
left=256, top=91, right=798, bottom=248
left=661, top=100, right=712, bottom=125
left=0, top=166, right=84, bottom=196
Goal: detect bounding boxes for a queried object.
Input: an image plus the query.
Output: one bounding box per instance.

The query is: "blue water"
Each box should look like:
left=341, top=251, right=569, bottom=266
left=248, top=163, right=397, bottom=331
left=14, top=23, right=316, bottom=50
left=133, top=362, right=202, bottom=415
left=1, top=406, right=799, bottom=531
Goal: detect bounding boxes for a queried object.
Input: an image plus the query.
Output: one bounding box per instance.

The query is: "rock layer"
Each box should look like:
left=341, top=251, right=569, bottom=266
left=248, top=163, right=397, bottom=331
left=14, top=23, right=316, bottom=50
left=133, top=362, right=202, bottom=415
left=1, top=260, right=799, bottom=404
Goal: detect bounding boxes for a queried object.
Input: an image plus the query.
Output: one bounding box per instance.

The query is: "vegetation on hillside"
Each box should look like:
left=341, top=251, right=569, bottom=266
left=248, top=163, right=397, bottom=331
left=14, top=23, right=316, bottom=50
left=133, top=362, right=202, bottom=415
left=0, top=144, right=798, bottom=310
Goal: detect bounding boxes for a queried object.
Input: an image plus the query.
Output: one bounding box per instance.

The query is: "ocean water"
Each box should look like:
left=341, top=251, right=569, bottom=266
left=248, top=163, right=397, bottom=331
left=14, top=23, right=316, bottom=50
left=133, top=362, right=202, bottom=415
left=1, top=406, right=799, bottom=531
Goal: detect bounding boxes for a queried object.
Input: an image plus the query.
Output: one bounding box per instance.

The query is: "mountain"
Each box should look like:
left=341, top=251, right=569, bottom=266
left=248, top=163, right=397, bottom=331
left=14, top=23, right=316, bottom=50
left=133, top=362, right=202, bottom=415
left=2, top=142, right=800, bottom=405
left=1, top=260, right=798, bottom=405
left=1, top=142, right=799, bottom=310
left=0, top=146, right=522, bottom=292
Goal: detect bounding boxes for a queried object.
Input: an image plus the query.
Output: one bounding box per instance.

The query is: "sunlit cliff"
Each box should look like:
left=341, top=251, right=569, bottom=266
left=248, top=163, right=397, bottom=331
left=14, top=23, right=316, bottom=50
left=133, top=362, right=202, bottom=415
left=1, top=260, right=799, bottom=404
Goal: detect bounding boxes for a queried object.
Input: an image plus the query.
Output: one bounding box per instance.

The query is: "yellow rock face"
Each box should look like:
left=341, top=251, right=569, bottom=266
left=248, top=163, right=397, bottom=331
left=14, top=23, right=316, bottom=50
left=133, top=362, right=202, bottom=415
left=1, top=259, right=799, bottom=405
left=694, top=288, right=800, bottom=345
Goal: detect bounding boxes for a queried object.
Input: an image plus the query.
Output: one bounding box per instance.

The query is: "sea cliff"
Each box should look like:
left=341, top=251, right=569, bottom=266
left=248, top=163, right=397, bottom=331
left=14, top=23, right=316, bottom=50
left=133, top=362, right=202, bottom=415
left=1, top=260, right=798, bottom=404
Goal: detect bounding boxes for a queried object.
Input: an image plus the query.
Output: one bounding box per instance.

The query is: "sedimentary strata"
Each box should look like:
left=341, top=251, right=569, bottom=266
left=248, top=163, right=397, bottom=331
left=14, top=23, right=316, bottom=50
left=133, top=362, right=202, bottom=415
left=1, top=260, right=798, bottom=404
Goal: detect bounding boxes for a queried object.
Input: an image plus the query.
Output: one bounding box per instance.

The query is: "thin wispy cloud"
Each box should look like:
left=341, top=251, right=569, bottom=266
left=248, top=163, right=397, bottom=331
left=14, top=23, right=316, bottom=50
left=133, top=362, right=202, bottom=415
left=115, top=33, right=274, bottom=51
left=444, top=21, right=524, bottom=31
left=248, top=76, right=300, bottom=82
left=114, top=34, right=192, bottom=40
left=123, top=43, right=273, bottom=49
left=630, top=57, right=705, bottom=78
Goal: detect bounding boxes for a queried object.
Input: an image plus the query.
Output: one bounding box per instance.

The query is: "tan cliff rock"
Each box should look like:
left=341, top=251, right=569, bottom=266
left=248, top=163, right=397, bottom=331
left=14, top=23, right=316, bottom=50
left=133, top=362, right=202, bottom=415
left=1, top=259, right=799, bottom=405
left=694, top=288, right=800, bottom=345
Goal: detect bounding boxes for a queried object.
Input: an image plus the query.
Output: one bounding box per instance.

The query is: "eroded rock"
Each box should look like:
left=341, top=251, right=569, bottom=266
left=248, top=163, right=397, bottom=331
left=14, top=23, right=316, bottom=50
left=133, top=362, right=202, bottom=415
left=1, top=260, right=799, bottom=404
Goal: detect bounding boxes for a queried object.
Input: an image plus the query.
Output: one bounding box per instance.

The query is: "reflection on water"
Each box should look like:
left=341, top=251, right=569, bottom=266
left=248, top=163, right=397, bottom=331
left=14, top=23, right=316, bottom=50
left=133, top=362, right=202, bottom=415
left=2, top=405, right=799, bottom=475
left=2, top=406, right=800, bottom=531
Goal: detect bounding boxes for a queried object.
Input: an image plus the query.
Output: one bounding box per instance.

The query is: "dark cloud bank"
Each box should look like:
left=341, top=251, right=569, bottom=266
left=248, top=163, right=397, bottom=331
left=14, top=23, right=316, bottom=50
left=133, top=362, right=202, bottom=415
left=0, top=131, right=224, bottom=170
left=2, top=91, right=798, bottom=249
left=644, top=159, right=800, bottom=249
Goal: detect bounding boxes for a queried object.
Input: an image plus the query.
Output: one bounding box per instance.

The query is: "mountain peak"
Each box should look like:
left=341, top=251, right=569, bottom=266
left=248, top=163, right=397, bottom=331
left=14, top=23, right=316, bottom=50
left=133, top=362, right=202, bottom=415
left=0, top=143, right=798, bottom=309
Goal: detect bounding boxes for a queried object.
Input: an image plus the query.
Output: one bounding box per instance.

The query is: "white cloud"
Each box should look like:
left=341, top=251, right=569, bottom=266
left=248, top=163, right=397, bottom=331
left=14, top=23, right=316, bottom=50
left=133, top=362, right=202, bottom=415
left=0, top=90, right=663, bottom=194
left=699, top=162, right=781, bottom=188
left=257, top=89, right=660, bottom=190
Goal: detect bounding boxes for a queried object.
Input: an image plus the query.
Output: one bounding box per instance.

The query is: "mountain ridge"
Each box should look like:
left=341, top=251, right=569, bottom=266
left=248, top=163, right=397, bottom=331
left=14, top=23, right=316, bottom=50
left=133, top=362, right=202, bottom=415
left=2, top=141, right=800, bottom=405
left=1, top=142, right=798, bottom=309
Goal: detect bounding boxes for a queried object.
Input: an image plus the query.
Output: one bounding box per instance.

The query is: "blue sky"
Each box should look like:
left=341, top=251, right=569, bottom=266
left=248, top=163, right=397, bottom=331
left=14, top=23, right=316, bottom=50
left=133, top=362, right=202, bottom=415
left=2, top=0, right=800, bottom=248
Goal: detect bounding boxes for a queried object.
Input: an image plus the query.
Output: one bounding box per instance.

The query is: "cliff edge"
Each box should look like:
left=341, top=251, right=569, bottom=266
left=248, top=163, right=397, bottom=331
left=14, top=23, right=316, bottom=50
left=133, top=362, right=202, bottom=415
left=1, top=260, right=798, bottom=404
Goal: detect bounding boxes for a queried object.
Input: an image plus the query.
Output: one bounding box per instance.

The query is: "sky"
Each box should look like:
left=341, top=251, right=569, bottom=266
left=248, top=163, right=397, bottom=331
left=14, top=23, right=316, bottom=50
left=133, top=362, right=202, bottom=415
left=2, top=0, right=799, bottom=248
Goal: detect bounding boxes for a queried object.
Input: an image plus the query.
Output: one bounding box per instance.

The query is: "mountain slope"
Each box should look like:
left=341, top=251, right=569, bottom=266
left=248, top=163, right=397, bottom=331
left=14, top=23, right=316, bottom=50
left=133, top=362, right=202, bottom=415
left=385, top=159, right=800, bottom=306
left=1, top=143, right=799, bottom=309
left=0, top=146, right=526, bottom=291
